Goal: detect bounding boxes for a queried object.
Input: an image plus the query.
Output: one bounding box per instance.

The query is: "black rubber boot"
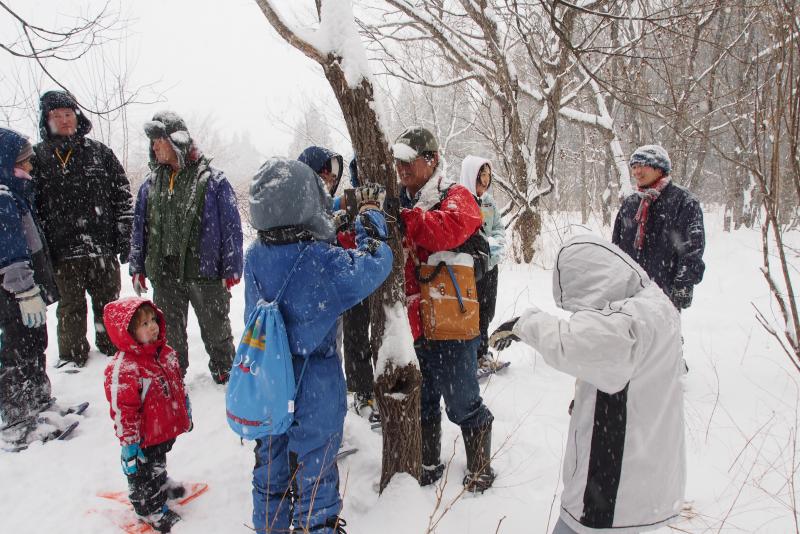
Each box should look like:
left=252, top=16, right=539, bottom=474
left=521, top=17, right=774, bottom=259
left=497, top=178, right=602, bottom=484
left=462, top=422, right=495, bottom=493
left=420, top=418, right=444, bottom=486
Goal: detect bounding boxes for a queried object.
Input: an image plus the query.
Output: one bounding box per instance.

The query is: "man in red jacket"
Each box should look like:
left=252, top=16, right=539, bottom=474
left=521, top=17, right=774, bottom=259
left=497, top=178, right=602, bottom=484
left=394, top=126, right=495, bottom=492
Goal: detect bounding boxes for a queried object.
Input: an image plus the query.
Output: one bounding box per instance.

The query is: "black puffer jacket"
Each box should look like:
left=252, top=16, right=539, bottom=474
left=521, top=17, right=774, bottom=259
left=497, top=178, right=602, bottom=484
left=612, top=181, right=705, bottom=306
left=32, top=92, right=133, bottom=263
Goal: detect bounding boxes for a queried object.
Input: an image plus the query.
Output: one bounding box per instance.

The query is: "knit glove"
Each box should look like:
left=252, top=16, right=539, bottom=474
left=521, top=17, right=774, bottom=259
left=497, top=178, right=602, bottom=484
left=132, top=274, right=148, bottom=296
left=16, top=286, right=46, bottom=328
left=670, top=286, right=693, bottom=309
left=354, top=183, right=386, bottom=213
left=120, top=443, right=146, bottom=475
left=489, top=317, right=521, bottom=351
left=332, top=209, right=351, bottom=232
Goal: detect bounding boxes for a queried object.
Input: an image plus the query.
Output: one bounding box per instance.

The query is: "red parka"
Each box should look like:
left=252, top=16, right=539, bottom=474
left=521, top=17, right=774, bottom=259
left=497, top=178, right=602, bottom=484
left=399, top=173, right=483, bottom=340
left=103, top=297, right=191, bottom=448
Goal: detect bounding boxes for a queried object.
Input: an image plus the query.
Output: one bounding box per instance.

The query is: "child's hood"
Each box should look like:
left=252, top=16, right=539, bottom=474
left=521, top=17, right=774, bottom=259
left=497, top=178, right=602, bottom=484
left=103, top=297, right=166, bottom=354
left=0, top=128, right=27, bottom=188
left=458, top=155, right=491, bottom=197
left=553, top=234, right=651, bottom=312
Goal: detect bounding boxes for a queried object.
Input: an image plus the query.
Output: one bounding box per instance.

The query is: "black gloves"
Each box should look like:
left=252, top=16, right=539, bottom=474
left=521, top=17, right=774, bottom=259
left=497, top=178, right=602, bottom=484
left=489, top=317, right=521, bottom=351
left=670, top=286, right=693, bottom=309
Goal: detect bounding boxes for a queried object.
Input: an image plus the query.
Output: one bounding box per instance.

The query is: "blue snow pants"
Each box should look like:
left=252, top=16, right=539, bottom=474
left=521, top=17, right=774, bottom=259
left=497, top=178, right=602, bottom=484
left=252, top=353, right=347, bottom=533
left=416, top=337, right=493, bottom=429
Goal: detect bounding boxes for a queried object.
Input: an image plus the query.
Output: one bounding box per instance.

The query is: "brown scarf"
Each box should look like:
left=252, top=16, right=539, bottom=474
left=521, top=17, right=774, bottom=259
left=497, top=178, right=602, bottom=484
left=633, top=176, right=670, bottom=250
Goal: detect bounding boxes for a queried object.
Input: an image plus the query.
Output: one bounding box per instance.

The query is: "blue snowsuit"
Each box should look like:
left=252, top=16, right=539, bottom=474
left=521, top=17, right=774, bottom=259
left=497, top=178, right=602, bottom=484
left=246, top=159, right=392, bottom=533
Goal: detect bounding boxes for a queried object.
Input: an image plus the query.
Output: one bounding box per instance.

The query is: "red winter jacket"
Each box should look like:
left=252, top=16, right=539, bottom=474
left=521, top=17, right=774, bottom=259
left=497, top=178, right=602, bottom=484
left=103, top=297, right=191, bottom=448
left=400, top=174, right=483, bottom=340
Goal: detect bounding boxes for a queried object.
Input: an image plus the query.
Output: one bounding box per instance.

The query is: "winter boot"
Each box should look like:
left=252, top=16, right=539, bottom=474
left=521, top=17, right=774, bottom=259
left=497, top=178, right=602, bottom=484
left=140, top=505, right=181, bottom=533
left=420, top=418, right=444, bottom=486
left=308, top=516, right=348, bottom=533
left=462, top=422, right=495, bottom=493
left=353, top=392, right=380, bottom=423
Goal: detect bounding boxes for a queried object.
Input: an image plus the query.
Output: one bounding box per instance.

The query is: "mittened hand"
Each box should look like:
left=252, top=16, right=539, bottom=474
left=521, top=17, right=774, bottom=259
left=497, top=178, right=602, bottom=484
left=356, top=210, right=389, bottom=242
left=489, top=317, right=521, bottom=351
left=132, top=273, right=148, bottom=296
left=670, top=286, right=693, bottom=309
left=120, top=443, right=145, bottom=475
left=16, top=286, right=46, bottom=328
left=355, top=183, right=386, bottom=213
left=224, top=277, right=240, bottom=290
left=332, top=209, right=351, bottom=232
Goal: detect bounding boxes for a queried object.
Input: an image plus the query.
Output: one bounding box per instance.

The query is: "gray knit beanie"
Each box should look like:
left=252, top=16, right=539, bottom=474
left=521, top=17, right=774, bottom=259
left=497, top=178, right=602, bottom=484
left=629, top=145, right=671, bottom=175
left=249, top=157, right=335, bottom=242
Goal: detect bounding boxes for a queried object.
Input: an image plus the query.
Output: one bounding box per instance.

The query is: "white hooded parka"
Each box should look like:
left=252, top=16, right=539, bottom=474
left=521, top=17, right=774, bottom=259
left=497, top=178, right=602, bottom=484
left=513, top=234, right=686, bottom=534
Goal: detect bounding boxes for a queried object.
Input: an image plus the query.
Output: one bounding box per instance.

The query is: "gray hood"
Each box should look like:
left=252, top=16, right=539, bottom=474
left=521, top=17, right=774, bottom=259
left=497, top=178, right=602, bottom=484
left=249, top=157, right=335, bottom=242
left=554, top=234, right=650, bottom=312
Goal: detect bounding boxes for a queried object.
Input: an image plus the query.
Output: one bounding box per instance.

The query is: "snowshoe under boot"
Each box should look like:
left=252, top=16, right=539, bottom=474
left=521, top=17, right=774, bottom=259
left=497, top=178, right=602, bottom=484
left=462, top=422, right=495, bottom=493
left=420, top=418, right=444, bottom=486
left=140, top=505, right=181, bottom=533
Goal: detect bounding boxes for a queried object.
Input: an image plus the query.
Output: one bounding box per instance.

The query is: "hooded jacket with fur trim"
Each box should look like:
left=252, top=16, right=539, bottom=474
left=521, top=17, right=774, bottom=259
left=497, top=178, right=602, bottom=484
left=399, top=165, right=483, bottom=340
left=103, top=297, right=190, bottom=447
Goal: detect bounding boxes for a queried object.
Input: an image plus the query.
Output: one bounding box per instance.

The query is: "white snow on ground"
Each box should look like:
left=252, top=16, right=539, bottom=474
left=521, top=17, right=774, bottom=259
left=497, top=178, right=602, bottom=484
left=1, top=208, right=798, bottom=533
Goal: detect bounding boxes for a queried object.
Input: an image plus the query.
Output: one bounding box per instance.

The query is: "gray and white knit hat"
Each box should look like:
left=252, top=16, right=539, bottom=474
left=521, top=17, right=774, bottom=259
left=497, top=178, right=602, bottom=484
left=249, top=157, right=335, bottom=242
left=629, top=145, right=671, bottom=175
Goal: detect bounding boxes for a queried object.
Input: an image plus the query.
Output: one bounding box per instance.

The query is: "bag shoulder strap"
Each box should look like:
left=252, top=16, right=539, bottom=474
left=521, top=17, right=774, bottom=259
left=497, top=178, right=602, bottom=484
left=273, top=244, right=310, bottom=304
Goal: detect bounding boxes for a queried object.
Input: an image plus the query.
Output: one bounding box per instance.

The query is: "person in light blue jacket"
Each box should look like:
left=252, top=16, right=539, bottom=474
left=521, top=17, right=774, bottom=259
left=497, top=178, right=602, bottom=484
left=459, top=155, right=507, bottom=370
left=245, top=157, right=391, bottom=534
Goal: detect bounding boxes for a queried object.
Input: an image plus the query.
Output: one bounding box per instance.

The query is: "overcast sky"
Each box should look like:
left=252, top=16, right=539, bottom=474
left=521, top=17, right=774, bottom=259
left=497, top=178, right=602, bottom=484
left=1, top=0, right=344, bottom=158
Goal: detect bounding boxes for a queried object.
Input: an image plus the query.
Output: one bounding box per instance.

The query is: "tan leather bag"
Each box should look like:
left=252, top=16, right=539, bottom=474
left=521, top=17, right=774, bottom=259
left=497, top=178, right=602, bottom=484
left=417, top=252, right=480, bottom=340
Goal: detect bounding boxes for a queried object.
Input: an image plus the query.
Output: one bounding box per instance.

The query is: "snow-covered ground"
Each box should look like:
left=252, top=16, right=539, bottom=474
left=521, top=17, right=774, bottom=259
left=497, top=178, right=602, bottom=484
left=1, top=209, right=798, bottom=533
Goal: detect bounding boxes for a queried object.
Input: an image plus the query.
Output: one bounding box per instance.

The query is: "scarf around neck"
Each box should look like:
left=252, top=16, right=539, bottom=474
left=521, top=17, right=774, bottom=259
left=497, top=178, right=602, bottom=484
left=633, top=176, right=670, bottom=250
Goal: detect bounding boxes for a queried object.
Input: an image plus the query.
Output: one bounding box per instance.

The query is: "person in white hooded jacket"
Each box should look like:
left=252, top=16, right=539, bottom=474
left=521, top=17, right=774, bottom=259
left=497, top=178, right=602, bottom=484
left=489, top=234, right=686, bottom=534
left=458, top=156, right=507, bottom=371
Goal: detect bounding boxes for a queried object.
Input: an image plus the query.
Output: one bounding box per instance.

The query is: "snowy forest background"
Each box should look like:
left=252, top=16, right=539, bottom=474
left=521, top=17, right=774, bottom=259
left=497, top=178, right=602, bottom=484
left=1, top=0, right=799, bottom=533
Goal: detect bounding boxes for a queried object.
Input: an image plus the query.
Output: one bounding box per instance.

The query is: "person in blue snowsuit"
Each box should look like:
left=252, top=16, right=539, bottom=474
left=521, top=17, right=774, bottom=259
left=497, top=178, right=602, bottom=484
left=0, top=128, right=59, bottom=440
left=245, top=157, right=392, bottom=533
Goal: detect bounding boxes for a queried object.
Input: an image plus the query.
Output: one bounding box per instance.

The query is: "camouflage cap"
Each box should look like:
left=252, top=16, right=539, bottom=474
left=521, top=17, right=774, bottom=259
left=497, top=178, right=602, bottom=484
left=392, top=126, right=439, bottom=162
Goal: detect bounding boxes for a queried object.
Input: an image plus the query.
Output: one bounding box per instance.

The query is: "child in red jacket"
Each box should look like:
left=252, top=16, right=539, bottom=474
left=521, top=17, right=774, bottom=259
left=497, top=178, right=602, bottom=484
left=103, top=297, right=192, bottom=533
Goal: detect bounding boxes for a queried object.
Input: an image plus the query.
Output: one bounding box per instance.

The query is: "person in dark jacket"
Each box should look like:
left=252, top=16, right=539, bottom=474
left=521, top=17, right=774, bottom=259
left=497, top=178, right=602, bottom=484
left=612, top=145, right=705, bottom=310
left=333, top=157, right=379, bottom=421
left=32, top=90, right=133, bottom=367
left=246, top=157, right=392, bottom=533
left=0, top=128, right=59, bottom=442
left=128, top=111, right=243, bottom=384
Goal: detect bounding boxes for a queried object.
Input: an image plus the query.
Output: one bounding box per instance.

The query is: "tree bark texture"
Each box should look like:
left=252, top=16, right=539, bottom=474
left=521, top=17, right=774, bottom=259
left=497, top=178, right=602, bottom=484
left=320, top=56, right=422, bottom=492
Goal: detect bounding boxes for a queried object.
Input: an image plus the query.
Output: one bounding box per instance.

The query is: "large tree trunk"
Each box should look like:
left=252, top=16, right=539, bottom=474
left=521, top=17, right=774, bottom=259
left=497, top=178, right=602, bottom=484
left=320, top=57, right=422, bottom=492
left=254, top=0, right=422, bottom=494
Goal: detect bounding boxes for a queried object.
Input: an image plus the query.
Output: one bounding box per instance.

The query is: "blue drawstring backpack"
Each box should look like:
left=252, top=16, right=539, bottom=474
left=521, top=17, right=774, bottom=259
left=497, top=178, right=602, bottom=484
left=226, top=247, right=310, bottom=440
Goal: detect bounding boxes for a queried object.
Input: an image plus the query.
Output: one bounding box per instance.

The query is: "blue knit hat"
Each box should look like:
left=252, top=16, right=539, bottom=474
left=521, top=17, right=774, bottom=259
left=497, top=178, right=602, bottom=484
left=629, top=145, right=671, bottom=175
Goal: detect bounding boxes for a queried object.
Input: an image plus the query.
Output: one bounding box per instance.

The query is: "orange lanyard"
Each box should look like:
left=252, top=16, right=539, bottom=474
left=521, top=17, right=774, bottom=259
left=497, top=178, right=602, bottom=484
left=55, top=148, right=73, bottom=170
left=168, top=170, right=178, bottom=193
